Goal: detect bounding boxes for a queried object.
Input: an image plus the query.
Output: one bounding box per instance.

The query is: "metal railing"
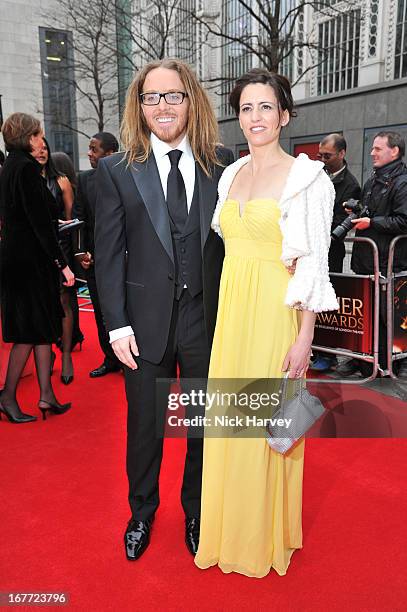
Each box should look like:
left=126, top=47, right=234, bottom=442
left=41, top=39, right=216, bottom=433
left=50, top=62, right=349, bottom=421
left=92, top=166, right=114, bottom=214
left=386, top=235, right=407, bottom=378
left=309, top=236, right=381, bottom=384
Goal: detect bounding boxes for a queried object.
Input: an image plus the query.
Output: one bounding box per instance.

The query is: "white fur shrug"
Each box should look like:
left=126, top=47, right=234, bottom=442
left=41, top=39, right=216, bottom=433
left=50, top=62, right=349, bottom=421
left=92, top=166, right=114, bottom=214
left=212, top=153, right=339, bottom=313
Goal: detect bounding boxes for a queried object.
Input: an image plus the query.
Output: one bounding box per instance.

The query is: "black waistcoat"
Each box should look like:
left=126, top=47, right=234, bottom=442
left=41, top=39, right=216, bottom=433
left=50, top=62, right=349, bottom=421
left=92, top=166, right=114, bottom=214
left=170, top=180, right=202, bottom=300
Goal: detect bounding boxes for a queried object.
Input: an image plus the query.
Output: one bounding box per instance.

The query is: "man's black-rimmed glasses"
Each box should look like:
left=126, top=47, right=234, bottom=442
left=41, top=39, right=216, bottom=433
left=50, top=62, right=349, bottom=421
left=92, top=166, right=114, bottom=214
left=140, top=91, right=188, bottom=106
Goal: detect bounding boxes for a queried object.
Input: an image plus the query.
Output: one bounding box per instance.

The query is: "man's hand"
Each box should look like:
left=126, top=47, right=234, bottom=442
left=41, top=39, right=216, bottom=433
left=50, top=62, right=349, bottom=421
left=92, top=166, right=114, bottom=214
left=111, top=334, right=139, bottom=370
left=351, top=217, right=371, bottom=231
left=75, top=252, right=93, bottom=270
left=343, top=201, right=354, bottom=214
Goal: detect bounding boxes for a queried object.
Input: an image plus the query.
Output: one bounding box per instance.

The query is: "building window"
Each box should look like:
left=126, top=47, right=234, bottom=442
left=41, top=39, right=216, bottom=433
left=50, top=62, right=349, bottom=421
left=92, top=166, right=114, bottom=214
left=394, top=0, right=407, bottom=78
left=317, top=8, right=361, bottom=96
left=278, top=0, right=300, bottom=82
left=221, top=0, right=252, bottom=117
left=39, top=28, right=77, bottom=165
left=116, top=0, right=133, bottom=118
left=148, top=13, right=165, bottom=57
left=174, top=0, right=197, bottom=66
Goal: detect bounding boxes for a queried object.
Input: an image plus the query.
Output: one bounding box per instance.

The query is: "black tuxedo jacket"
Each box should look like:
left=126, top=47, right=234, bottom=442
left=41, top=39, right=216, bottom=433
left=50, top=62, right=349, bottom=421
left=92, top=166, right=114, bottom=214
left=74, top=169, right=97, bottom=255
left=94, top=147, right=234, bottom=364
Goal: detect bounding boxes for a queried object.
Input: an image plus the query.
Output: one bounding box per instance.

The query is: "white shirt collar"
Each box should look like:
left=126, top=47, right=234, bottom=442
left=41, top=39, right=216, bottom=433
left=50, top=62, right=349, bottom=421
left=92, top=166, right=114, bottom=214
left=328, top=164, right=346, bottom=179
left=150, top=132, right=192, bottom=160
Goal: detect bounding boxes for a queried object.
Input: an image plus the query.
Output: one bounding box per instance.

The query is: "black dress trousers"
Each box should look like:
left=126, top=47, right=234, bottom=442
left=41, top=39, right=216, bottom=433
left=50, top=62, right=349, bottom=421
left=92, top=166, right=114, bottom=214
left=124, top=289, right=210, bottom=521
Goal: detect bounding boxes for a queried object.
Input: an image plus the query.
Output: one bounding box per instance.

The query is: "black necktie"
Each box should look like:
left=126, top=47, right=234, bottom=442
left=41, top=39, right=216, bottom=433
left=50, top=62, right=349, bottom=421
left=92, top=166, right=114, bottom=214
left=166, top=149, right=188, bottom=230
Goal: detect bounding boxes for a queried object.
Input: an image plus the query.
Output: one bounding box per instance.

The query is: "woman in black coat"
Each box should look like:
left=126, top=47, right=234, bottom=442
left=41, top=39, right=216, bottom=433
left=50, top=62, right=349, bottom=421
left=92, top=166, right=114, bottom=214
left=32, top=139, right=84, bottom=384
left=0, top=113, right=75, bottom=423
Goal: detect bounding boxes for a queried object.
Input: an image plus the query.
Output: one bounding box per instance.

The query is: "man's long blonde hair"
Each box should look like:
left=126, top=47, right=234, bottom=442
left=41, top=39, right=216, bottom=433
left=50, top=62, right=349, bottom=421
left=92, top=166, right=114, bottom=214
left=120, top=59, right=220, bottom=176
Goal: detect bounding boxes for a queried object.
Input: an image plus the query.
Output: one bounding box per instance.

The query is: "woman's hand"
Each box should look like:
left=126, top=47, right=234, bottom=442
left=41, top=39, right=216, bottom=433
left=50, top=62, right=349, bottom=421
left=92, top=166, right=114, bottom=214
left=283, top=310, right=316, bottom=378
left=61, top=265, right=75, bottom=287
left=287, top=258, right=297, bottom=275
left=282, top=337, right=312, bottom=379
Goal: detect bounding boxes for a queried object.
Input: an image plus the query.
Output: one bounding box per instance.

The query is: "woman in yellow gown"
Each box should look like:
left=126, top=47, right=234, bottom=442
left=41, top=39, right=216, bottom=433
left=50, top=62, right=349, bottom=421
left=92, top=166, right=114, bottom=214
left=195, top=70, right=338, bottom=578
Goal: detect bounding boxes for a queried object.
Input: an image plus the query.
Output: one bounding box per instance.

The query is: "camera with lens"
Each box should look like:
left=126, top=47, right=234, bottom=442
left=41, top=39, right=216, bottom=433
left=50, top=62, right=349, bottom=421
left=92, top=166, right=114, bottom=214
left=331, top=198, right=370, bottom=241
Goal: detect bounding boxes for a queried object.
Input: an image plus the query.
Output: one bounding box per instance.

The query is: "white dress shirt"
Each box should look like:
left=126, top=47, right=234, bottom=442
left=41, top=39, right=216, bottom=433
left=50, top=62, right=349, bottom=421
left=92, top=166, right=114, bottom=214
left=327, top=163, right=346, bottom=180
left=151, top=132, right=196, bottom=210
left=109, top=134, right=196, bottom=343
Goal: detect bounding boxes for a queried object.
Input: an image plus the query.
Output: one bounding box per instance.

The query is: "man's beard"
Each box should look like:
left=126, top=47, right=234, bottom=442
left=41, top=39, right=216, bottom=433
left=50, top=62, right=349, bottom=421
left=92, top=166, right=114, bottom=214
left=145, top=115, right=187, bottom=145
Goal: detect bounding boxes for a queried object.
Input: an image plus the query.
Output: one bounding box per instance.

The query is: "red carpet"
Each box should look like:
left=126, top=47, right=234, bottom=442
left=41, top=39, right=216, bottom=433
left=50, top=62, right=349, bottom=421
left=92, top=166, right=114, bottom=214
left=1, top=310, right=407, bottom=611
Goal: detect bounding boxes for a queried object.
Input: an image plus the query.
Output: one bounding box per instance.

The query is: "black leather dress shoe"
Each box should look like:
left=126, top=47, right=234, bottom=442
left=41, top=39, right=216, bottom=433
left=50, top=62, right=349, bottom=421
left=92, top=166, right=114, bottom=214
left=185, top=517, right=200, bottom=556
left=124, top=518, right=154, bottom=561
left=89, top=363, right=121, bottom=378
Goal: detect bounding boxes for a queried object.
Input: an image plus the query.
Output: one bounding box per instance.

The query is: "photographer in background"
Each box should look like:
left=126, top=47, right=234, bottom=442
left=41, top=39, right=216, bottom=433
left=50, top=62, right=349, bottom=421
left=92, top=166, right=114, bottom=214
left=312, top=133, right=361, bottom=372
left=318, top=133, right=361, bottom=272
left=337, top=131, right=407, bottom=378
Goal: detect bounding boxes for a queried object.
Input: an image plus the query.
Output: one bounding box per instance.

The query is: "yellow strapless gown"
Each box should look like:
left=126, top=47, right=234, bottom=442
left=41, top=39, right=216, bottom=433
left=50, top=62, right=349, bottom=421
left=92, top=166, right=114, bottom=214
left=194, top=199, right=305, bottom=578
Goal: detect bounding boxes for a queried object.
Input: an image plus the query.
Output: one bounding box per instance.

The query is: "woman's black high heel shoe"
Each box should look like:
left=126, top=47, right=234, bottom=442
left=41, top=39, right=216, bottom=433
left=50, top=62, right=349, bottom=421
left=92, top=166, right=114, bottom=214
left=0, top=400, right=37, bottom=423
left=61, top=374, right=74, bottom=385
left=38, top=400, right=71, bottom=421
left=56, top=335, right=84, bottom=352
left=61, top=354, right=74, bottom=385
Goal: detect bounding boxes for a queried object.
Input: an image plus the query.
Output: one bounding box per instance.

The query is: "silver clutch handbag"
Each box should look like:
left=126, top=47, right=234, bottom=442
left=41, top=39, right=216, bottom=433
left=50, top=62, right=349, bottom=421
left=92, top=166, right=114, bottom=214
left=266, top=374, right=326, bottom=454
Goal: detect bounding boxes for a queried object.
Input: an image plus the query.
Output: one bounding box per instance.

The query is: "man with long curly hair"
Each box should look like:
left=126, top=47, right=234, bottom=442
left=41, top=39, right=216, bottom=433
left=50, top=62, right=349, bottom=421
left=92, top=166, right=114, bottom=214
left=94, top=59, right=233, bottom=561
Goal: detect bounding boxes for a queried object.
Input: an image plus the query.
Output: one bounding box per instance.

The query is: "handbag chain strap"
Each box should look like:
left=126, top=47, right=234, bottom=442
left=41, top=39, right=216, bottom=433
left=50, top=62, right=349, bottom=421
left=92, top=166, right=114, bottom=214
left=280, top=372, right=304, bottom=418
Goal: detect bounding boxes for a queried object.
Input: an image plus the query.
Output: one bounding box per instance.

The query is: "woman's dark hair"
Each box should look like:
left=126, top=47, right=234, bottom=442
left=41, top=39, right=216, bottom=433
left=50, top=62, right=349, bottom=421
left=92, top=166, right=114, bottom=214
left=1, top=112, right=42, bottom=152
left=52, top=151, right=77, bottom=188
left=41, top=138, right=62, bottom=181
left=229, top=68, right=297, bottom=120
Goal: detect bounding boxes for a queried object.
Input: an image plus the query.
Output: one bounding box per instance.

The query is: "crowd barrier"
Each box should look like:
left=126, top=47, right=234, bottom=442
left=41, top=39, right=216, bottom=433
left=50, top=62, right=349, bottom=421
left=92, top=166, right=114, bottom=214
left=386, top=235, right=407, bottom=378
left=312, top=235, right=407, bottom=383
